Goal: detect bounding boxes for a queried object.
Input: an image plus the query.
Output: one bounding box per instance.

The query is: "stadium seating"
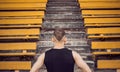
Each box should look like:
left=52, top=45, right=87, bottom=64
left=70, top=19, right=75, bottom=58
left=87, top=27, right=120, bottom=38
left=0, top=29, right=40, bottom=40
left=92, top=41, right=120, bottom=55
left=0, top=11, right=44, bottom=28
left=0, top=42, right=36, bottom=56
left=79, top=0, right=120, bottom=9
left=0, top=0, right=47, bottom=10
left=98, top=60, right=120, bottom=69
left=79, top=0, right=120, bottom=71
left=0, top=61, right=31, bottom=71
left=0, top=0, right=48, bottom=72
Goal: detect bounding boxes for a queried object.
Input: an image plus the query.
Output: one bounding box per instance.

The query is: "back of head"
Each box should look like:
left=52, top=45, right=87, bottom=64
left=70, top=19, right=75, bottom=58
left=53, top=27, right=65, bottom=41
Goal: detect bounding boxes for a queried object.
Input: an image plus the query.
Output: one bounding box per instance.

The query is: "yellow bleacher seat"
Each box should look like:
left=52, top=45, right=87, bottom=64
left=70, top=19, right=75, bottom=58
left=98, top=60, right=120, bottom=69
left=0, top=29, right=40, bottom=39
left=82, top=10, right=120, bottom=18
left=0, top=11, right=44, bottom=18
left=0, top=3, right=47, bottom=10
left=87, top=27, right=120, bottom=38
left=91, top=41, right=120, bottom=70
left=0, top=61, right=31, bottom=70
left=92, top=41, right=120, bottom=55
left=79, top=0, right=119, bottom=2
left=0, top=0, right=47, bottom=3
left=0, top=42, right=36, bottom=56
left=78, top=0, right=120, bottom=9
left=85, top=18, right=120, bottom=24
left=0, top=19, right=42, bottom=28
left=84, top=18, right=120, bottom=27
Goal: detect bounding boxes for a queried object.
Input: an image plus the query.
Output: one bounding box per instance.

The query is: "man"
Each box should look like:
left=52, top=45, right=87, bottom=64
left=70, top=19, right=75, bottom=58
left=30, top=28, right=91, bottom=72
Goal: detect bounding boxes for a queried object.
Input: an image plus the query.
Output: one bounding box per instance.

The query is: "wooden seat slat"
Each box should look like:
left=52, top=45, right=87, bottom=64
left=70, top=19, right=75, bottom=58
left=85, top=18, right=120, bottom=24
left=79, top=0, right=119, bottom=2
left=0, top=19, right=42, bottom=24
left=0, top=3, right=47, bottom=10
left=92, top=41, right=120, bottom=49
left=79, top=2, right=120, bottom=9
left=0, top=11, right=44, bottom=17
left=0, top=0, right=47, bottom=3
left=0, top=42, right=36, bottom=50
left=82, top=10, right=120, bottom=18
left=0, top=61, right=31, bottom=70
left=87, top=27, right=120, bottom=34
left=0, top=29, right=40, bottom=35
left=85, top=23, right=120, bottom=27
left=98, top=60, right=120, bottom=69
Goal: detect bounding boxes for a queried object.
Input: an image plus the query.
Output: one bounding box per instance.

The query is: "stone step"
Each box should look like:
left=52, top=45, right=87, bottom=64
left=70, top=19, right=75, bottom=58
left=42, top=23, right=84, bottom=29
left=47, top=6, right=79, bottom=8
left=44, top=19, right=83, bottom=23
left=46, top=11, right=81, bottom=15
left=47, top=3, right=79, bottom=7
left=48, top=0, right=77, bottom=2
left=46, top=8, right=80, bottom=12
left=43, top=19, right=84, bottom=24
left=44, top=14, right=82, bottom=20
left=46, top=13, right=81, bottom=16
left=40, top=33, right=86, bottom=41
left=37, top=41, right=89, bottom=48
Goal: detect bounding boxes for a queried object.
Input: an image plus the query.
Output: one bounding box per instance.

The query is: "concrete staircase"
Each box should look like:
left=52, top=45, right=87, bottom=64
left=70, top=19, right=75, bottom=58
left=36, top=0, right=94, bottom=72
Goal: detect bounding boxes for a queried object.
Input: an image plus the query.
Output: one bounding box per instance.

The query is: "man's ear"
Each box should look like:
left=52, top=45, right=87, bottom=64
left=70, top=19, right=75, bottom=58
left=51, top=37, right=54, bottom=42
left=51, top=36, right=57, bottom=42
left=63, top=36, right=67, bottom=43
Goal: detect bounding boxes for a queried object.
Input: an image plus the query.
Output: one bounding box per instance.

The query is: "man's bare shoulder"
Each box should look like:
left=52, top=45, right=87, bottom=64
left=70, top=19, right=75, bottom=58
left=72, top=51, right=82, bottom=59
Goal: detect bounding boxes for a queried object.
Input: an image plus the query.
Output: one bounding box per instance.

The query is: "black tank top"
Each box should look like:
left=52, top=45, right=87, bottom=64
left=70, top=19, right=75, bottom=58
left=44, top=48, right=75, bottom=72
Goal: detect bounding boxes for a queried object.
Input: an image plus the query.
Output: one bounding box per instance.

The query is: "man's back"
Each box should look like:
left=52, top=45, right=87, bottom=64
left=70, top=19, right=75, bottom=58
left=44, top=48, right=75, bottom=72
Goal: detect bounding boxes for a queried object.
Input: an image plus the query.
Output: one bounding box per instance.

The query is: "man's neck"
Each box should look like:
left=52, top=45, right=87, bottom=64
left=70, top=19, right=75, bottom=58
left=53, top=43, right=65, bottom=49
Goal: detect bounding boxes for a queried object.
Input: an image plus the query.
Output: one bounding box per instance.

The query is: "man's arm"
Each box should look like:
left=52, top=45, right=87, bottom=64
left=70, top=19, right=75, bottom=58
left=30, top=53, right=45, bottom=72
left=72, top=51, right=91, bottom=72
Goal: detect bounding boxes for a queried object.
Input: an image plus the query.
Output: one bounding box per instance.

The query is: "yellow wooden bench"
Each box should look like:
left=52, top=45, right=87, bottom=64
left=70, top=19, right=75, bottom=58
left=79, top=0, right=119, bottom=1
left=82, top=10, right=120, bottom=18
left=0, top=11, right=44, bottom=18
left=0, top=42, right=37, bottom=71
left=0, top=61, right=31, bottom=72
left=84, top=18, right=120, bottom=27
left=92, top=41, right=120, bottom=55
left=0, top=2, right=47, bottom=10
left=87, top=27, right=120, bottom=38
left=98, top=60, right=120, bottom=69
left=0, top=29, right=40, bottom=39
left=0, top=0, right=48, bottom=3
left=78, top=0, right=120, bottom=9
left=0, top=18, right=42, bottom=28
left=91, top=41, right=120, bottom=70
left=0, top=42, right=36, bottom=56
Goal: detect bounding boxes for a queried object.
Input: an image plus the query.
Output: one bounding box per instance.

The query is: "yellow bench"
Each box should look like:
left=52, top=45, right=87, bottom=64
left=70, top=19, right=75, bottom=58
left=82, top=10, right=120, bottom=18
left=0, top=3, right=47, bottom=10
left=87, top=27, right=120, bottom=38
left=98, top=60, right=120, bottom=69
left=0, top=11, right=44, bottom=18
left=0, top=42, right=36, bottom=71
left=0, top=29, right=40, bottom=39
left=0, top=42, right=36, bottom=56
left=92, top=41, right=120, bottom=55
left=0, top=61, right=31, bottom=71
left=79, top=0, right=119, bottom=1
left=0, top=18, right=42, bottom=28
left=91, top=41, right=120, bottom=70
left=84, top=18, right=120, bottom=27
left=0, top=0, right=47, bottom=3
left=78, top=0, right=120, bottom=9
